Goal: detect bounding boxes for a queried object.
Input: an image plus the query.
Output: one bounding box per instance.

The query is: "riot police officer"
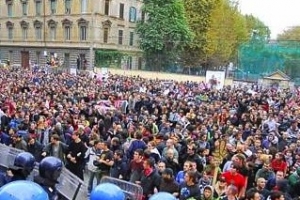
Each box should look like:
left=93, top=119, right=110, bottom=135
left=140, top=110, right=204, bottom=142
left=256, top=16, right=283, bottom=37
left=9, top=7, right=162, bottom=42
left=34, top=156, right=63, bottom=200
left=0, top=180, right=49, bottom=200
left=0, top=152, right=35, bottom=186
left=90, top=183, right=125, bottom=200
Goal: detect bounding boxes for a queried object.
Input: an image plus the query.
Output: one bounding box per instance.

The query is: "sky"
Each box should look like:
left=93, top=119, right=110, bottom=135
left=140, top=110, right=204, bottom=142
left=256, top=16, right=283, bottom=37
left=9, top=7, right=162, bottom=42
left=238, top=0, right=300, bottom=39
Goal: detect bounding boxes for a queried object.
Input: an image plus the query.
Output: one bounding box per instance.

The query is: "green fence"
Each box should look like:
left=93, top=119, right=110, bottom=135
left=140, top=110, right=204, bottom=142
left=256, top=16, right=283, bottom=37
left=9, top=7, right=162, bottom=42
left=235, top=41, right=300, bottom=83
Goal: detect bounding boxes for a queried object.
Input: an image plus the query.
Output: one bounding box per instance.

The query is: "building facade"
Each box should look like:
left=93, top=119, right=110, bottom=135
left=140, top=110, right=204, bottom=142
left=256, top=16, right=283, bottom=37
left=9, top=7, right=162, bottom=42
left=0, top=0, right=143, bottom=70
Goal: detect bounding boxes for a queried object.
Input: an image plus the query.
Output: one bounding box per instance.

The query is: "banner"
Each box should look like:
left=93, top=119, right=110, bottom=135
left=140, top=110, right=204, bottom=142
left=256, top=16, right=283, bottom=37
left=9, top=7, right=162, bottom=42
left=205, top=71, right=225, bottom=90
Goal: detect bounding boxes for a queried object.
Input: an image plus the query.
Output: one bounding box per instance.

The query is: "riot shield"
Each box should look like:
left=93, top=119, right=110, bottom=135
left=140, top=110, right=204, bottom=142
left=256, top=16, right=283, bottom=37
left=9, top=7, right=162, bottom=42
left=56, top=167, right=88, bottom=200
left=100, top=176, right=143, bottom=200
left=0, top=144, right=88, bottom=199
left=0, top=144, right=24, bottom=168
left=33, top=164, right=88, bottom=200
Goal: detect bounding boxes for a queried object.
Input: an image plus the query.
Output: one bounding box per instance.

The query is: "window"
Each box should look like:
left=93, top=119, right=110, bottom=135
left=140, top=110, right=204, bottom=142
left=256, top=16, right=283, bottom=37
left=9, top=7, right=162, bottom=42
left=127, top=56, right=132, bottom=69
left=63, top=19, right=72, bottom=40
left=22, top=27, right=28, bottom=40
left=35, top=27, right=42, bottom=40
left=81, top=0, right=87, bottom=13
left=118, top=30, right=123, bottom=45
left=141, top=11, right=145, bottom=22
left=129, top=7, right=137, bottom=22
left=34, top=20, right=42, bottom=40
left=65, top=0, right=71, bottom=14
left=50, top=0, right=56, bottom=14
left=103, top=28, right=108, bottom=43
left=50, top=27, right=56, bottom=40
left=64, top=26, right=71, bottom=40
left=36, top=1, right=42, bottom=16
left=22, top=2, right=28, bottom=16
left=119, top=3, right=124, bottom=19
left=8, top=28, right=13, bottom=40
left=129, top=32, right=134, bottom=46
left=80, top=26, right=87, bottom=41
left=104, top=0, right=109, bottom=15
left=7, top=4, right=13, bottom=17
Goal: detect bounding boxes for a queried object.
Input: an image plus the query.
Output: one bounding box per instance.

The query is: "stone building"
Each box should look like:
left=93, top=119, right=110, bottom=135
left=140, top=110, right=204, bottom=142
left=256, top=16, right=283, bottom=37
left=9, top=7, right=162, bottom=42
left=0, top=0, right=143, bottom=70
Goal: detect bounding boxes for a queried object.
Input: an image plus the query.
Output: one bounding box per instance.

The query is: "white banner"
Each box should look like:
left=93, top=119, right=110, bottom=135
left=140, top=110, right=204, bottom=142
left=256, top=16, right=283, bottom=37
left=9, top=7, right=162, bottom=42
left=205, top=71, right=225, bottom=90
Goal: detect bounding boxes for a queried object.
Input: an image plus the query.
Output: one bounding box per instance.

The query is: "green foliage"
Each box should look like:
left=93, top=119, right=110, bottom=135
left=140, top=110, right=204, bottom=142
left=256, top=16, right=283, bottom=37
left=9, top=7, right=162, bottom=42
left=136, top=0, right=193, bottom=70
left=95, top=50, right=126, bottom=68
left=180, top=0, right=271, bottom=69
left=180, top=0, right=216, bottom=67
left=244, top=14, right=271, bottom=42
left=204, top=0, right=248, bottom=66
left=277, top=26, right=300, bottom=42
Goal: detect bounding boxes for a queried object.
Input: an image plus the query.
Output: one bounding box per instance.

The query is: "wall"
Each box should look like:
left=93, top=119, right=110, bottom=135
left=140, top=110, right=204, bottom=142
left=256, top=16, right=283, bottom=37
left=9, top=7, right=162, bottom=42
left=102, top=68, right=233, bottom=85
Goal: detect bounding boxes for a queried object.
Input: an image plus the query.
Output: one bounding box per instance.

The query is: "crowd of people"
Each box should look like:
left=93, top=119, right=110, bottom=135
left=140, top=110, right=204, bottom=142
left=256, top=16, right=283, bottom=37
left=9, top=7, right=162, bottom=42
left=0, top=67, right=299, bottom=200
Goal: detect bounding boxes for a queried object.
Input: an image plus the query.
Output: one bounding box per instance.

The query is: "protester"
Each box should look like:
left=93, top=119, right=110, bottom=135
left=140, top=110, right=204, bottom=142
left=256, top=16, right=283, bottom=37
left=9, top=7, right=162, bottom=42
left=0, top=67, right=300, bottom=199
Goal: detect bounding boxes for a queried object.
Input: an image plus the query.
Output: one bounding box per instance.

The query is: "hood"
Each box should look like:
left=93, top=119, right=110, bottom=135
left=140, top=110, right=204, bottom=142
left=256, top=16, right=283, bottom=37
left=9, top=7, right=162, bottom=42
left=204, top=185, right=214, bottom=193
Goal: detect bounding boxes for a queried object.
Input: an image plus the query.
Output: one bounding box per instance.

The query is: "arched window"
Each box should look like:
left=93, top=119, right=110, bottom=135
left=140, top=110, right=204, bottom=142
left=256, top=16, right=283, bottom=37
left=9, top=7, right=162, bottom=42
left=33, top=20, right=43, bottom=40
left=77, top=18, right=89, bottom=41
left=20, top=20, right=29, bottom=40
left=129, top=7, right=137, bottom=22
left=47, top=19, right=57, bottom=40
left=62, top=19, right=73, bottom=40
left=6, top=21, right=14, bottom=40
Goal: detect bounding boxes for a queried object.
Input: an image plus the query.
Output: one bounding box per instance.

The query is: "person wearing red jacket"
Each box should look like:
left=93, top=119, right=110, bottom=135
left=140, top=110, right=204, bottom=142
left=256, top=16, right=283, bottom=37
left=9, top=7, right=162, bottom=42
left=222, top=164, right=246, bottom=197
left=271, top=153, right=287, bottom=176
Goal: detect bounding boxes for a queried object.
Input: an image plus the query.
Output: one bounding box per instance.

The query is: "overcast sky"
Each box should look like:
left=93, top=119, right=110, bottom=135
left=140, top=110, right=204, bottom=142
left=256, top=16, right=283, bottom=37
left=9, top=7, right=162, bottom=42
left=238, top=0, right=300, bottom=39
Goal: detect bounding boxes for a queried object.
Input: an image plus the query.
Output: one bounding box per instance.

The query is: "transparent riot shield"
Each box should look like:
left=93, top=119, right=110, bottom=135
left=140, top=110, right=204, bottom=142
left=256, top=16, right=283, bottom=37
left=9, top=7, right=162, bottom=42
left=33, top=164, right=88, bottom=200
left=55, top=167, right=88, bottom=200
left=0, top=144, right=24, bottom=168
left=100, top=176, right=143, bottom=200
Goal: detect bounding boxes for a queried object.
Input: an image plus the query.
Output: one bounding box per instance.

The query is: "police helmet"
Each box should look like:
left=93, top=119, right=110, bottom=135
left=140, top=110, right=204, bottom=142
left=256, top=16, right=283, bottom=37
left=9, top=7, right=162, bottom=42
left=90, top=183, right=125, bottom=200
left=149, top=192, right=176, bottom=200
left=13, top=152, right=35, bottom=171
left=0, top=180, right=49, bottom=200
left=39, top=156, right=63, bottom=181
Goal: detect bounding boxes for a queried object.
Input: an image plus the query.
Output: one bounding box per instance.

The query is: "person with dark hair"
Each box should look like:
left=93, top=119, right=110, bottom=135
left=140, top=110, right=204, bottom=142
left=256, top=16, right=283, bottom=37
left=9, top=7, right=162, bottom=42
left=222, top=164, right=246, bottom=197
left=185, top=143, right=204, bottom=174
left=179, top=170, right=201, bottom=200
left=41, top=134, right=68, bottom=164
left=127, top=131, right=147, bottom=159
left=94, top=140, right=114, bottom=181
left=245, top=190, right=261, bottom=200
left=110, top=150, right=128, bottom=179
left=140, top=158, right=161, bottom=200
left=269, top=191, right=284, bottom=200
left=66, top=131, right=87, bottom=180
left=129, top=149, right=144, bottom=183
left=159, top=168, right=179, bottom=197
left=27, top=136, right=43, bottom=162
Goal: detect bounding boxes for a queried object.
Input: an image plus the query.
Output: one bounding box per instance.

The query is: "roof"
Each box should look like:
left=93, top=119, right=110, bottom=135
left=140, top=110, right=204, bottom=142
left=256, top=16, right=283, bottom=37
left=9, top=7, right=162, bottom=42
left=263, top=70, right=291, bottom=81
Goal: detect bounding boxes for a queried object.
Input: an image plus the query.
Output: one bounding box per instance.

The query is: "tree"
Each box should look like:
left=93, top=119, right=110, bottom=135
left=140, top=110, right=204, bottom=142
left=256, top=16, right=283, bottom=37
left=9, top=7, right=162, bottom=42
left=205, top=0, right=248, bottom=67
left=136, top=0, right=193, bottom=71
left=277, top=26, right=300, bottom=42
left=244, top=14, right=270, bottom=42
left=95, top=50, right=126, bottom=68
left=180, top=0, right=216, bottom=68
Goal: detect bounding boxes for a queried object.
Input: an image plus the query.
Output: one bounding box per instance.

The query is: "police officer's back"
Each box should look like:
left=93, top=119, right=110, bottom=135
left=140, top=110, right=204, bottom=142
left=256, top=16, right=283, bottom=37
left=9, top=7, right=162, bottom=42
left=34, top=156, right=63, bottom=200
